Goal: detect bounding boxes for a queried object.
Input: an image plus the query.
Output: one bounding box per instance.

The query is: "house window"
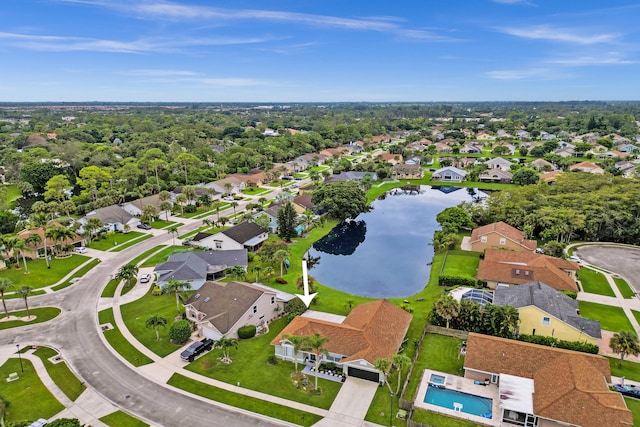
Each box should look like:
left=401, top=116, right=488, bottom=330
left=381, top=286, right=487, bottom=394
left=215, top=241, right=222, bottom=249
left=481, top=236, right=487, bottom=243
left=253, top=305, right=257, bottom=314
left=271, top=296, right=275, bottom=304
left=499, top=237, right=506, bottom=245
left=542, top=317, right=550, bottom=326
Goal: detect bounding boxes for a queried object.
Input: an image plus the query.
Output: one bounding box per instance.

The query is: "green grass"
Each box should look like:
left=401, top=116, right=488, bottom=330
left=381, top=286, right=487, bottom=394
left=5, top=289, right=46, bottom=300
left=0, top=255, right=89, bottom=289
left=0, top=307, right=62, bottom=330
left=242, top=187, right=272, bottom=196
left=167, top=373, right=322, bottom=427
left=615, top=277, right=636, bottom=299
left=101, top=278, right=121, bottom=298
left=100, top=410, right=150, bottom=427
left=578, top=301, right=634, bottom=332
left=110, top=234, right=153, bottom=252
left=98, top=308, right=153, bottom=366
left=186, top=317, right=341, bottom=409
left=0, top=358, right=65, bottom=423
left=128, top=245, right=168, bottom=267
left=150, top=219, right=178, bottom=229
left=51, top=258, right=101, bottom=291
left=88, top=231, right=146, bottom=251
left=411, top=408, right=481, bottom=427
left=5, top=183, right=20, bottom=201
left=625, top=397, right=640, bottom=426
left=608, top=356, right=640, bottom=382
left=120, top=291, right=184, bottom=357
left=441, top=250, right=482, bottom=279
left=33, top=346, right=86, bottom=401
left=578, top=267, right=615, bottom=297
left=139, top=245, right=189, bottom=267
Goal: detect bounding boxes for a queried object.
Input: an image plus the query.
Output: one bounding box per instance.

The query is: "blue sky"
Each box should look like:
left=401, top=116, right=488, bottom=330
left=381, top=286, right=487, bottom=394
left=1, top=0, right=640, bottom=102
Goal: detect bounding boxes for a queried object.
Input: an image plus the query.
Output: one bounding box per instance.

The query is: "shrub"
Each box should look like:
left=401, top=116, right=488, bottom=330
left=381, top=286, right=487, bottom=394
left=267, top=354, right=279, bottom=365
left=562, top=291, right=578, bottom=300
left=184, top=204, right=197, bottom=213
left=169, top=319, right=192, bottom=344
left=286, top=297, right=307, bottom=315
left=46, top=419, right=83, bottom=427
left=438, top=276, right=477, bottom=287
left=247, top=252, right=256, bottom=262
left=238, top=325, right=257, bottom=339
left=518, top=334, right=599, bottom=354
left=275, top=276, right=288, bottom=284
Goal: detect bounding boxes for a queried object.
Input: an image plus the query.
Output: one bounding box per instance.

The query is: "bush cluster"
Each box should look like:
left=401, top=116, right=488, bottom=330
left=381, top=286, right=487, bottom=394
left=238, top=325, right=257, bottom=339
left=518, top=334, right=599, bottom=354
left=275, top=276, right=288, bottom=284
left=169, top=319, right=192, bottom=344
left=438, top=276, right=477, bottom=287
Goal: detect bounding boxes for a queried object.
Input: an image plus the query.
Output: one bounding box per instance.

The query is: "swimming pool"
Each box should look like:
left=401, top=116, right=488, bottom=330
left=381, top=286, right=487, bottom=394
left=429, top=374, right=446, bottom=385
left=424, top=385, right=492, bottom=418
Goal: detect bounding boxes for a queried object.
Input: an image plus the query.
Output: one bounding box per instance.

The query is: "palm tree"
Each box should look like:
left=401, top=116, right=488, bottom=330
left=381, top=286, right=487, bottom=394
left=145, top=314, right=168, bottom=341
left=167, top=225, right=179, bottom=246
left=160, top=201, right=173, bottom=221
left=374, top=358, right=393, bottom=392
left=214, top=337, right=238, bottom=364
left=174, top=193, right=188, bottom=216
left=392, top=353, right=412, bottom=395
left=25, top=233, right=42, bottom=261
left=252, top=265, right=262, bottom=282
left=84, top=217, right=104, bottom=245
left=52, top=227, right=74, bottom=257
left=165, top=278, right=191, bottom=314
left=115, top=263, right=139, bottom=289
left=12, top=239, right=29, bottom=273
left=283, top=334, right=307, bottom=373
left=30, top=213, right=52, bottom=268
left=610, top=331, right=640, bottom=367
left=432, top=293, right=460, bottom=329
left=306, top=333, right=329, bottom=390
left=0, top=278, right=15, bottom=318
left=230, top=201, right=239, bottom=216
left=272, top=249, right=289, bottom=277
left=17, top=286, right=33, bottom=318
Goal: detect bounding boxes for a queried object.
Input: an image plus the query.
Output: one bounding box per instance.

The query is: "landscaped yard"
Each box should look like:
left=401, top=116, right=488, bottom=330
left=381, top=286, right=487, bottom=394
left=411, top=408, right=480, bottom=427
left=150, top=219, right=180, bottom=229
left=33, top=346, right=86, bottom=401
left=625, top=397, right=640, bottom=426
left=242, top=187, right=272, bottom=196
left=89, top=231, right=146, bottom=251
left=52, top=258, right=101, bottom=291
left=608, top=356, right=640, bottom=382
left=100, top=410, right=150, bottom=427
left=167, top=374, right=322, bottom=427
left=578, top=267, right=615, bottom=297
left=0, top=358, right=65, bottom=424
left=440, top=250, right=482, bottom=279
left=0, top=255, right=89, bottom=289
left=0, top=308, right=62, bottom=330
left=578, top=301, right=634, bottom=332
left=98, top=308, right=153, bottom=366
left=128, top=245, right=167, bottom=267
left=614, top=276, right=636, bottom=299
left=139, top=245, right=190, bottom=268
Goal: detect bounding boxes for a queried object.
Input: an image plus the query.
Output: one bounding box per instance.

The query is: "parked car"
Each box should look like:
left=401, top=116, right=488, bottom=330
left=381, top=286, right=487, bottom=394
left=140, top=273, right=152, bottom=283
left=74, top=246, right=88, bottom=254
left=535, top=248, right=545, bottom=254
left=180, top=338, right=214, bottom=362
left=137, top=223, right=152, bottom=230
left=567, top=255, right=581, bottom=264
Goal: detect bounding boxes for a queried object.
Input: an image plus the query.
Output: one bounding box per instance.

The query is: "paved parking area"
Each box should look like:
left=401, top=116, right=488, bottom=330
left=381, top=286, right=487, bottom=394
left=577, top=245, right=640, bottom=292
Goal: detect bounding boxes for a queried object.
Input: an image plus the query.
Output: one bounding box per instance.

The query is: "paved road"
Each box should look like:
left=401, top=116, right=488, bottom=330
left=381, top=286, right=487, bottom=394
left=576, top=245, right=640, bottom=292
left=0, top=185, right=307, bottom=427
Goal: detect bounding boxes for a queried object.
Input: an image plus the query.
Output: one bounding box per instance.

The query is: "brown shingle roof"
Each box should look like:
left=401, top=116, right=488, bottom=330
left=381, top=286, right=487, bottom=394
left=271, top=300, right=412, bottom=364
left=476, top=249, right=579, bottom=291
left=464, top=333, right=633, bottom=427
left=470, top=221, right=537, bottom=251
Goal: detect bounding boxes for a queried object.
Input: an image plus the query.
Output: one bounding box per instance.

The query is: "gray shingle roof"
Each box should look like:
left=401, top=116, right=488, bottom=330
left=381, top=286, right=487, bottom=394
left=86, top=205, right=134, bottom=224
left=494, top=281, right=601, bottom=339
left=154, top=250, right=248, bottom=283
left=221, top=222, right=267, bottom=244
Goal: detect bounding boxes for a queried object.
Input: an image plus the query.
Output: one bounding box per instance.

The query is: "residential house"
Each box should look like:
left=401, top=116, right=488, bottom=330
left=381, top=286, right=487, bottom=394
left=569, top=161, right=605, bottom=174
left=320, top=147, right=349, bottom=158
left=491, top=142, right=515, bottom=155
left=529, top=158, right=554, bottom=171
left=478, top=169, right=513, bottom=184
left=293, top=193, right=319, bottom=214
left=476, top=249, right=580, bottom=291
left=407, top=140, right=431, bottom=151
left=379, top=153, right=403, bottom=165
left=252, top=205, right=283, bottom=233
left=154, top=250, right=248, bottom=289
left=615, top=161, right=637, bottom=177
left=459, top=143, right=483, bottom=154
left=554, top=147, right=576, bottom=158
left=185, top=281, right=294, bottom=340
left=516, top=130, right=531, bottom=140
left=434, top=142, right=453, bottom=153
left=431, top=166, right=467, bottom=182
left=15, top=222, right=84, bottom=259
left=123, top=194, right=171, bottom=219
left=194, top=221, right=268, bottom=252
left=452, top=157, right=477, bottom=169
left=463, top=333, right=632, bottom=427
left=82, top=205, right=140, bottom=232
left=596, top=150, right=627, bottom=160
left=324, top=171, right=378, bottom=184
left=204, top=176, right=246, bottom=195
left=296, top=153, right=326, bottom=167
left=172, top=186, right=219, bottom=203
left=485, top=157, right=513, bottom=172
left=540, top=170, right=563, bottom=184
left=540, top=133, right=557, bottom=142
left=272, top=299, right=412, bottom=384
left=494, top=281, right=601, bottom=343
left=468, top=221, right=537, bottom=253
left=617, top=143, right=640, bottom=153
left=392, top=164, right=423, bottom=180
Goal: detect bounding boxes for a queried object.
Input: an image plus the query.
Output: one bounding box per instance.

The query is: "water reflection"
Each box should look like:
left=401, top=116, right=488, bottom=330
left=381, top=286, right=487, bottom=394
left=312, top=220, right=367, bottom=256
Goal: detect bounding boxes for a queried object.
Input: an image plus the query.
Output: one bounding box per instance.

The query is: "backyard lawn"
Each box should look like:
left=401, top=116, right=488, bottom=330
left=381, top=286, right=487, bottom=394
left=411, top=409, right=480, bottom=427
left=578, top=267, right=615, bottom=297
left=98, top=308, right=153, bottom=366
left=440, top=250, right=482, bottom=279
left=0, top=307, right=62, bottom=330
left=0, top=358, right=65, bottom=424
left=89, top=231, right=146, bottom=251
left=0, top=255, right=89, bottom=289
left=614, top=276, right=636, bottom=299
left=578, top=301, right=634, bottom=332
left=33, top=346, right=86, bottom=401
left=100, top=410, right=149, bottom=427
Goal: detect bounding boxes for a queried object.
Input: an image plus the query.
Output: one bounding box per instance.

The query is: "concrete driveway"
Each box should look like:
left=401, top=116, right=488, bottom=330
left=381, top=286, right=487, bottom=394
left=314, top=377, right=379, bottom=426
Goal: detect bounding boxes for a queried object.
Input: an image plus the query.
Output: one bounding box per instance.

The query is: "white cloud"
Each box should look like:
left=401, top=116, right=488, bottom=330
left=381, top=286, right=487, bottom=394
left=485, top=68, right=564, bottom=80
left=498, top=25, right=618, bottom=44
left=546, top=55, right=637, bottom=66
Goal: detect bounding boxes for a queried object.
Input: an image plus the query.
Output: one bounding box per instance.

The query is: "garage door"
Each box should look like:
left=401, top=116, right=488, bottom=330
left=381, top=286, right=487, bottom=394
left=202, top=328, right=222, bottom=340
left=347, top=366, right=379, bottom=383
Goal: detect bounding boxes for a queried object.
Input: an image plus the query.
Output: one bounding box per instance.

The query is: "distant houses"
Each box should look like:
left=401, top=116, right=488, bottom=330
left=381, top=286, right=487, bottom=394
left=431, top=166, right=467, bottom=182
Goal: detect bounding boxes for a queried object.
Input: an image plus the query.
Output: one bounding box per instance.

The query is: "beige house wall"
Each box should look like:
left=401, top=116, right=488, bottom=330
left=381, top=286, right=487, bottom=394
left=470, top=232, right=532, bottom=253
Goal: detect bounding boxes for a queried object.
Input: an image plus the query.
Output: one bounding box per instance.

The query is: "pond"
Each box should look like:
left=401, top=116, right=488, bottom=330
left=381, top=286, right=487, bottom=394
left=307, top=185, right=486, bottom=298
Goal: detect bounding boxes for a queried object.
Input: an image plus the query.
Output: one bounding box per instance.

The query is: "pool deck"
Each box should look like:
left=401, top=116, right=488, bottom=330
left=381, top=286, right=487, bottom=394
left=414, top=369, right=500, bottom=426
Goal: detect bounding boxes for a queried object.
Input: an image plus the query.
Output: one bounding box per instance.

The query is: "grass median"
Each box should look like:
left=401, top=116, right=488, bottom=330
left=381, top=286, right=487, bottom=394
left=1, top=255, right=89, bottom=289
left=98, top=308, right=153, bottom=366
left=578, top=267, right=615, bottom=297
left=0, top=307, right=62, bottom=330
left=100, top=410, right=150, bottom=427
left=33, top=346, right=86, bottom=401
left=52, top=258, right=101, bottom=291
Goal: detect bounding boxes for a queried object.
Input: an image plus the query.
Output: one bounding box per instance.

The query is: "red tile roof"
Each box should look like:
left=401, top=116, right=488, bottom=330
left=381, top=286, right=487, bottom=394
left=470, top=221, right=537, bottom=251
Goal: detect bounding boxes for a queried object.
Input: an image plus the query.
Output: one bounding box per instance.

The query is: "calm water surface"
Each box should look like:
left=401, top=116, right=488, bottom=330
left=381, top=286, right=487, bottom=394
left=308, top=186, right=485, bottom=298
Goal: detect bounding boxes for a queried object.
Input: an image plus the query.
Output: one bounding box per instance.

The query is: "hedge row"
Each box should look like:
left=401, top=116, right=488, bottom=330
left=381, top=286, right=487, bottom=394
left=518, top=334, right=599, bottom=354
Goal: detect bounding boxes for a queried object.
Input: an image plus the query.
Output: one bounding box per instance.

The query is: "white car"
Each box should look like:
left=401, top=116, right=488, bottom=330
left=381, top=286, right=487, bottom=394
left=140, top=273, right=152, bottom=283
left=567, top=255, right=581, bottom=264
left=74, top=246, right=88, bottom=254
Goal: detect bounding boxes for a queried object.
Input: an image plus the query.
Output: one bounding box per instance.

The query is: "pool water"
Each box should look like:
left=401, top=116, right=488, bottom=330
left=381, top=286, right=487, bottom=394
left=429, top=374, right=446, bottom=385
left=424, top=385, right=492, bottom=418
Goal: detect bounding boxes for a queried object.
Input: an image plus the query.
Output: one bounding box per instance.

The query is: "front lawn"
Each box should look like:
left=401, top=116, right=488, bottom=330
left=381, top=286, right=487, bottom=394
left=139, top=246, right=189, bottom=268
left=578, top=301, right=633, bottom=332
left=185, top=317, right=341, bottom=409
left=120, top=290, right=185, bottom=357
left=615, top=277, right=636, bottom=299
left=578, top=268, right=615, bottom=297
left=89, top=231, right=146, bottom=251
left=0, top=307, right=62, bottom=330
left=0, top=358, right=65, bottom=423
left=128, top=245, right=168, bottom=267
left=33, top=346, right=86, bottom=401
left=167, top=373, right=322, bottom=427
left=608, top=356, right=640, bottom=382
left=150, top=220, right=179, bottom=229
left=242, top=187, right=272, bottom=196
left=52, top=258, right=101, bottom=291
left=101, top=278, right=121, bottom=298
left=100, top=410, right=149, bottom=427
left=98, top=308, right=153, bottom=366
left=625, top=397, right=640, bottom=426
left=441, top=250, right=482, bottom=279
left=1, top=255, right=89, bottom=289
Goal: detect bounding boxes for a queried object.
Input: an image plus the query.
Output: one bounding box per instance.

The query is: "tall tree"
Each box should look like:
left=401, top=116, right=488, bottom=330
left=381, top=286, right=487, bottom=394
left=167, top=225, right=179, bottom=246
left=145, top=314, right=168, bottom=341
left=306, top=333, right=329, bottom=390
left=30, top=213, right=51, bottom=269
left=283, top=334, right=307, bottom=373
left=17, top=286, right=33, bottom=318
left=432, top=293, right=460, bottom=329
left=214, top=337, right=239, bottom=364
left=12, top=238, right=29, bottom=273
left=610, top=331, right=640, bottom=368
left=311, top=181, right=371, bottom=221
left=277, top=202, right=298, bottom=242
left=272, top=249, right=290, bottom=277
left=0, top=278, right=15, bottom=317
left=115, top=263, right=139, bottom=289
left=165, top=278, right=191, bottom=314
left=392, top=353, right=412, bottom=395
left=374, top=358, right=393, bottom=392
